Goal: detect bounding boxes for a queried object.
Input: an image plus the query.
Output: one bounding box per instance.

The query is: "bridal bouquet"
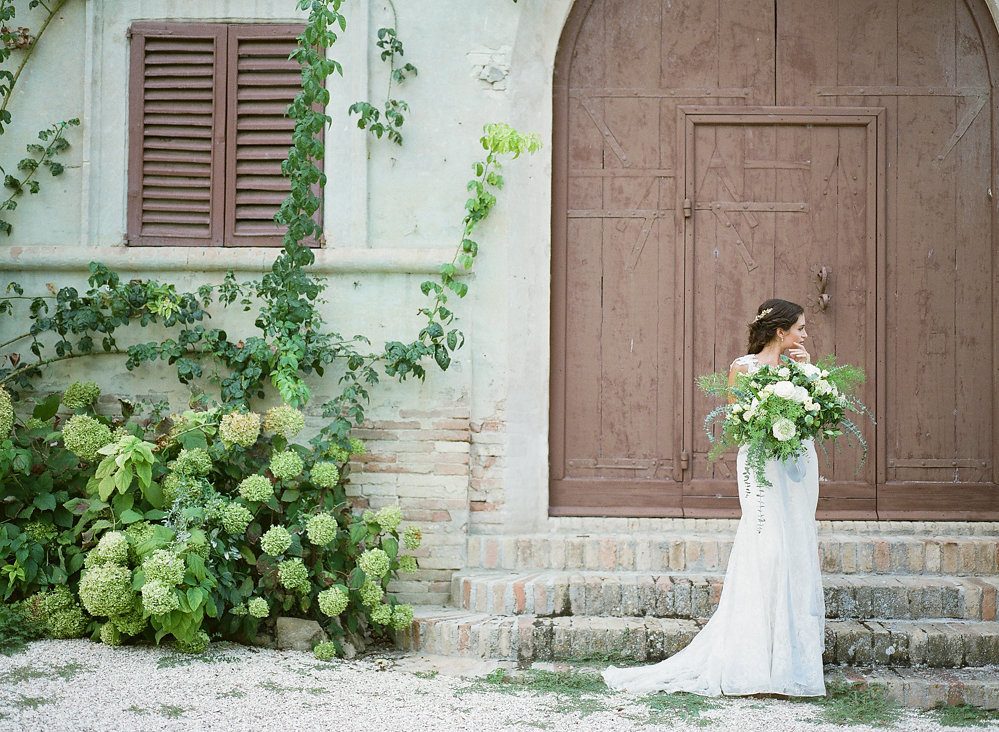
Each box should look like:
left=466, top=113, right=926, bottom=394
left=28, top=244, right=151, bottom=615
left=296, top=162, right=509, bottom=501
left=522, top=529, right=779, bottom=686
left=699, top=357, right=871, bottom=490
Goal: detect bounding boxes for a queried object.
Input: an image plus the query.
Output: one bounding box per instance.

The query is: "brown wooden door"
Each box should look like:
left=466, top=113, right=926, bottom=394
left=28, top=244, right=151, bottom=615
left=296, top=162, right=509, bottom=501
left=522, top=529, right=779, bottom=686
left=681, top=109, right=881, bottom=518
left=551, top=0, right=999, bottom=520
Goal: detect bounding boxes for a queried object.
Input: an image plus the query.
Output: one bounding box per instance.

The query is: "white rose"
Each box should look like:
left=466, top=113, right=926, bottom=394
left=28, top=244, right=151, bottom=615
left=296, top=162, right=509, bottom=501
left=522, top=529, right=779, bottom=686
left=799, top=363, right=820, bottom=378
left=820, top=369, right=829, bottom=377
left=731, top=403, right=743, bottom=413
left=772, top=380, right=796, bottom=399
left=777, top=366, right=790, bottom=379
left=812, top=379, right=832, bottom=396
left=743, top=411, right=753, bottom=422
left=772, top=418, right=797, bottom=442
left=805, top=399, right=819, bottom=412
left=792, top=385, right=810, bottom=403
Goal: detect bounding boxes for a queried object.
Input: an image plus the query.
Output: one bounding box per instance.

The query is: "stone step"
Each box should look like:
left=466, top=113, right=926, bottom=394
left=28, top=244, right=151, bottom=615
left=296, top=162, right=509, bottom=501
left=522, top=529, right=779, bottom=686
left=450, top=570, right=999, bottom=621
left=397, top=607, right=999, bottom=667
left=466, top=533, right=999, bottom=576
left=826, top=667, right=999, bottom=711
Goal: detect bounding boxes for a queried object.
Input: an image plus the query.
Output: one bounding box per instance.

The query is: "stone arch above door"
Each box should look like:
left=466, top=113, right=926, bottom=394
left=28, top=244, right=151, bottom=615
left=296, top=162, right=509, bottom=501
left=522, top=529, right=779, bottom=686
left=550, top=0, right=999, bottom=520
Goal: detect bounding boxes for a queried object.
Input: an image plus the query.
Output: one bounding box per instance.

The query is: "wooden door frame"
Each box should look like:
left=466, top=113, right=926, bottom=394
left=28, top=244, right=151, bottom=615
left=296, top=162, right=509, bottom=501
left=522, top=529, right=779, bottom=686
left=678, top=106, right=886, bottom=519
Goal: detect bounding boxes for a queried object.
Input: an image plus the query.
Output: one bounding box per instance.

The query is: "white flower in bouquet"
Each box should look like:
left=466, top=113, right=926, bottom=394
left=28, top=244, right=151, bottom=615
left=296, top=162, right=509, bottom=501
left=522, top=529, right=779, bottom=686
left=772, top=418, right=797, bottom=442
left=777, top=366, right=790, bottom=379
left=812, top=379, right=833, bottom=396
left=772, top=380, right=796, bottom=399
left=804, top=398, right=820, bottom=412
left=798, top=362, right=820, bottom=378
left=792, top=385, right=810, bottom=403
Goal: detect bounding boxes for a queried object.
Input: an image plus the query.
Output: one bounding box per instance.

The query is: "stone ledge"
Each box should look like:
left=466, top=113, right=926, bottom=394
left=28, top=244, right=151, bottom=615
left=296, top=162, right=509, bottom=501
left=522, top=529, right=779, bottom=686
left=449, top=569, right=999, bottom=621
left=396, top=607, right=999, bottom=668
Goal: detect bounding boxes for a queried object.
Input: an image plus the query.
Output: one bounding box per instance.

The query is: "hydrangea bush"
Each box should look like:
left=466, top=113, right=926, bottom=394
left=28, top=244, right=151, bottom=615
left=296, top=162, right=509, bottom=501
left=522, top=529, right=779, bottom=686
left=0, top=385, right=423, bottom=656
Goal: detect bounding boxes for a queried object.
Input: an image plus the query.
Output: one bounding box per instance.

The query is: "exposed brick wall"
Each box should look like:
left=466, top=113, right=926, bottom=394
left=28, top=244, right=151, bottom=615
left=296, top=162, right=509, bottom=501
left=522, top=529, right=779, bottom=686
left=347, top=408, right=472, bottom=606
left=468, top=415, right=505, bottom=532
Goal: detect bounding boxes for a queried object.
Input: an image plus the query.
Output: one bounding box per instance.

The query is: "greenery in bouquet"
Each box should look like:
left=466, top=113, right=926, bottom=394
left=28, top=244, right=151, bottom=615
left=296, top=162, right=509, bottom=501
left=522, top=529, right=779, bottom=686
left=698, top=355, right=872, bottom=493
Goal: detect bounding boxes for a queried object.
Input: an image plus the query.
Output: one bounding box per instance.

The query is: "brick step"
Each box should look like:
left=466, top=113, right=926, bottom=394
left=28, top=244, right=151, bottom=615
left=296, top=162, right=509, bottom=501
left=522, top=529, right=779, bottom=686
left=397, top=607, right=999, bottom=667
left=467, top=533, right=999, bottom=576
left=451, top=570, right=999, bottom=621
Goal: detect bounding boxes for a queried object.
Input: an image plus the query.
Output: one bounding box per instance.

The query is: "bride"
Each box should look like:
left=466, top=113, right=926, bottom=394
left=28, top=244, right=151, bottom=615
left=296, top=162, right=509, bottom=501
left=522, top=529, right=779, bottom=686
left=602, top=299, right=826, bottom=697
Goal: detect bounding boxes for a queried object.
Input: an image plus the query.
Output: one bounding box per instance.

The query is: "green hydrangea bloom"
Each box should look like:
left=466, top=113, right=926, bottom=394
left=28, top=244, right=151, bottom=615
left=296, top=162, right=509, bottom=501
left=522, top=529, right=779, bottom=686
left=161, top=473, right=182, bottom=505
left=263, top=405, right=306, bottom=438
left=398, top=555, right=418, bottom=574
left=110, top=604, right=147, bottom=636
left=310, top=462, right=340, bottom=489
left=269, top=450, right=304, bottom=481
left=247, top=597, right=269, bottom=618
left=238, top=474, right=273, bottom=502
left=325, top=444, right=350, bottom=463
left=362, top=509, right=377, bottom=524
left=221, top=503, right=252, bottom=536
left=39, top=585, right=75, bottom=614
left=277, top=558, right=309, bottom=592
left=305, top=513, right=337, bottom=546
left=100, top=622, right=122, bottom=646
left=141, top=579, right=180, bottom=615
left=125, top=521, right=156, bottom=564
left=348, top=437, right=366, bottom=455
left=314, top=641, right=338, bottom=662
left=85, top=531, right=130, bottom=568
left=62, top=381, right=101, bottom=410
left=219, top=411, right=261, bottom=448
left=184, top=536, right=210, bottom=560
left=403, top=526, right=422, bottom=551
left=49, top=606, right=89, bottom=639
left=260, top=525, right=291, bottom=556
left=358, top=580, right=383, bottom=607
left=142, top=550, right=185, bottom=586
left=172, top=448, right=212, bottom=477
left=230, top=602, right=248, bottom=616
left=317, top=586, right=349, bottom=617
left=0, top=387, right=13, bottom=439
left=369, top=603, right=392, bottom=625
left=390, top=603, right=415, bottom=631
left=376, top=505, right=403, bottom=533
left=62, top=414, right=113, bottom=462
left=41, top=587, right=89, bottom=639
left=358, top=548, right=390, bottom=579
left=175, top=630, right=210, bottom=654
left=79, top=564, right=135, bottom=617
left=24, top=416, right=47, bottom=431
left=23, top=521, right=58, bottom=545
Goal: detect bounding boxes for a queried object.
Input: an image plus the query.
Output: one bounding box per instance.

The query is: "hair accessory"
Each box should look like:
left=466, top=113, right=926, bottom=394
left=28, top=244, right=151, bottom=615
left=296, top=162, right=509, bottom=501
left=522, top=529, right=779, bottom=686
left=753, top=308, right=773, bottom=323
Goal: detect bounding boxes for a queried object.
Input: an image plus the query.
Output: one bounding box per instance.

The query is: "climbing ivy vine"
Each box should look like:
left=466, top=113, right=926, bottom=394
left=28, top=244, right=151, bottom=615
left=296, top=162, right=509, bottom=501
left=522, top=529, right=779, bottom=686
left=0, top=0, right=540, bottom=449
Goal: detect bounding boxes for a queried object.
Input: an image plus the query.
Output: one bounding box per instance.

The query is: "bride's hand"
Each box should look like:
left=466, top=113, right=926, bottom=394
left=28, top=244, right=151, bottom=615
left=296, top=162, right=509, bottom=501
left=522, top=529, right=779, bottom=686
left=784, top=341, right=811, bottom=363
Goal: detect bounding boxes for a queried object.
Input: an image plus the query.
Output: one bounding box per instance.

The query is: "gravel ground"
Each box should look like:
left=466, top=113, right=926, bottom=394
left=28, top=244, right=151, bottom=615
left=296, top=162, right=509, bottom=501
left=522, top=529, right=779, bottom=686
left=0, top=640, right=996, bottom=732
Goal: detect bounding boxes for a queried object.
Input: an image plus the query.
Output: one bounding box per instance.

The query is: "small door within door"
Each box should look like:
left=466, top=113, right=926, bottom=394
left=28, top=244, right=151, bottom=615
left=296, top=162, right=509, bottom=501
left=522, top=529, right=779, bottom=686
left=680, top=108, right=882, bottom=519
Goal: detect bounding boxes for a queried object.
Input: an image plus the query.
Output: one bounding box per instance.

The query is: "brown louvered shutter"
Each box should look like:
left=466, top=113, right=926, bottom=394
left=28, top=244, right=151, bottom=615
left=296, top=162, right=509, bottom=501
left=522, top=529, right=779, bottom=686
left=224, top=25, right=311, bottom=247
left=127, top=24, right=227, bottom=246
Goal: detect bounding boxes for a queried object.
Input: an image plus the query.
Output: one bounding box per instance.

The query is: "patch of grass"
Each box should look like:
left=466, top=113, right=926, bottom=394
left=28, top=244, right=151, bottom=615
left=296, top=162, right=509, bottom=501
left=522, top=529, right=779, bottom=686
left=0, top=660, right=86, bottom=686
left=125, top=704, right=149, bottom=715
left=807, top=680, right=900, bottom=727
left=459, top=668, right=613, bottom=718
left=637, top=692, right=719, bottom=727
left=216, top=688, right=247, bottom=699
left=157, top=704, right=186, bottom=718
left=156, top=648, right=242, bottom=670
left=413, top=669, right=439, bottom=679
left=257, top=680, right=324, bottom=696
left=927, top=703, right=999, bottom=727
left=0, top=602, right=44, bottom=656
left=10, top=694, right=53, bottom=710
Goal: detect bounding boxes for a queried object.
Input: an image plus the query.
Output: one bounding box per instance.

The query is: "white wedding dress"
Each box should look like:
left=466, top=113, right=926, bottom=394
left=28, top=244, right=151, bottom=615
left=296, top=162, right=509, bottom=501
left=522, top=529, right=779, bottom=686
left=603, top=354, right=826, bottom=697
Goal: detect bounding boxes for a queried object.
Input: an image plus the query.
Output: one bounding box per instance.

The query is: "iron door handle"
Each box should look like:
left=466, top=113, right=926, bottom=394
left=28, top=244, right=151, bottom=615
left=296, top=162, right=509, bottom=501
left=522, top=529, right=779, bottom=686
left=817, top=267, right=831, bottom=310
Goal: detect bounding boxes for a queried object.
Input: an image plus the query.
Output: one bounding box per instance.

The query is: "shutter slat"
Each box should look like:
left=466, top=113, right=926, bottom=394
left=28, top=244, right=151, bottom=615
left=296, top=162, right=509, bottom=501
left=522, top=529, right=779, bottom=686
left=143, top=186, right=211, bottom=201
left=142, top=212, right=211, bottom=225
left=225, top=24, right=314, bottom=247
left=143, top=199, right=211, bottom=213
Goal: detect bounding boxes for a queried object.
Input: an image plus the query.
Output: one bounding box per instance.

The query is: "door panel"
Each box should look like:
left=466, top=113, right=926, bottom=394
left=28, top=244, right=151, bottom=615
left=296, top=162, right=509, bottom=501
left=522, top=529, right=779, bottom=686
left=681, top=109, right=881, bottom=518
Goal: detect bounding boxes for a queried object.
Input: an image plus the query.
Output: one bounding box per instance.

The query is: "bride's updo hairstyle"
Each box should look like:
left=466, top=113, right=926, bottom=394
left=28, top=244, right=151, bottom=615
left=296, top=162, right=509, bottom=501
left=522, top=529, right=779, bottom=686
left=747, top=298, right=804, bottom=354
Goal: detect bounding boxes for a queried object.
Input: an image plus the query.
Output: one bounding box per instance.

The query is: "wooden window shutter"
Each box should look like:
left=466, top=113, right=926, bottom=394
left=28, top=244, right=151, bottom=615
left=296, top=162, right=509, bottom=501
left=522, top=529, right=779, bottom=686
left=127, top=23, right=227, bottom=246
left=224, top=24, right=315, bottom=247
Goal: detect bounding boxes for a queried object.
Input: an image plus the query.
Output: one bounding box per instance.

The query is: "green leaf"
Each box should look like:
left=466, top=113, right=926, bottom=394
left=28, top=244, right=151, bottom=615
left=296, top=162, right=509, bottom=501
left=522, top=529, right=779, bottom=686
left=187, top=587, right=204, bottom=612
left=111, top=493, right=134, bottom=515
left=348, top=523, right=366, bottom=546
left=382, top=536, right=398, bottom=559
left=239, top=547, right=256, bottom=566
left=144, top=481, right=163, bottom=509
left=187, top=553, right=207, bottom=582
left=348, top=567, right=365, bottom=590
left=97, top=475, right=116, bottom=502
left=32, top=492, right=56, bottom=511
left=67, top=552, right=84, bottom=574
left=119, top=509, right=143, bottom=524
left=136, top=461, right=152, bottom=490
left=144, top=509, right=167, bottom=520
left=32, top=393, right=60, bottom=421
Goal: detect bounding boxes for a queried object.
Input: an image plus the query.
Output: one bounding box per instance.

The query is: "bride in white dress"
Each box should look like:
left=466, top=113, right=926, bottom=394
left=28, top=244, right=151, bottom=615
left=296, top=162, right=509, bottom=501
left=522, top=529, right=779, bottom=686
left=603, top=299, right=826, bottom=697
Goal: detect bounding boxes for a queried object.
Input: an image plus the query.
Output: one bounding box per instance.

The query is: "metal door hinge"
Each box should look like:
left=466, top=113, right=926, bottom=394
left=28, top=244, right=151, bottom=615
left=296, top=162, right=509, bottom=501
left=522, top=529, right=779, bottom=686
left=680, top=451, right=689, bottom=470
left=682, top=198, right=692, bottom=218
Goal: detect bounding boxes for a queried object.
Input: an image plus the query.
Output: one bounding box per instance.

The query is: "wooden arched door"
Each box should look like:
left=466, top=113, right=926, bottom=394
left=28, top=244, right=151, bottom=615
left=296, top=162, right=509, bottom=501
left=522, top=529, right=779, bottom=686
left=550, top=0, right=999, bottom=520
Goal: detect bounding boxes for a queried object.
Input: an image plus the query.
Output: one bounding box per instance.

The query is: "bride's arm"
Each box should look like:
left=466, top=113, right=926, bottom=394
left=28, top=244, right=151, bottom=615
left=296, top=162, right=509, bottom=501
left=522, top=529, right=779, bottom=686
left=726, top=361, right=747, bottom=404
